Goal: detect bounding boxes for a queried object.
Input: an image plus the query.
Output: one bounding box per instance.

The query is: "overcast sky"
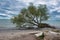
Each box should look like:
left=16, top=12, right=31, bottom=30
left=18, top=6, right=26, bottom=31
left=0, top=0, right=60, bottom=21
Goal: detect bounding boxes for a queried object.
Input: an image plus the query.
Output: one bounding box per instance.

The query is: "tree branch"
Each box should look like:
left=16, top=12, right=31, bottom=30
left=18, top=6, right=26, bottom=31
left=28, top=21, right=38, bottom=26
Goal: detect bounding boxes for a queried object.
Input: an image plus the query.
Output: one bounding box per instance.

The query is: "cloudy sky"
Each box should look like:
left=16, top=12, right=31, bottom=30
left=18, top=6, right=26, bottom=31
left=0, top=0, right=60, bottom=21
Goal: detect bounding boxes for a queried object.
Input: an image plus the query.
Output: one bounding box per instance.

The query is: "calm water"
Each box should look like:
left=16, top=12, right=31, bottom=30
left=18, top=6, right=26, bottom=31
left=43, top=20, right=60, bottom=28
left=0, top=19, right=60, bottom=29
left=0, top=19, right=16, bottom=29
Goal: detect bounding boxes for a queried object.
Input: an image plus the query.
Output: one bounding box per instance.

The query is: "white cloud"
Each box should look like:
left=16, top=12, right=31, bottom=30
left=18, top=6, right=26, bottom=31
left=5, top=10, right=13, bottom=14
left=47, top=0, right=58, bottom=6
left=0, top=0, right=60, bottom=19
left=5, top=10, right=16, bottom=14
left=17, top=0, right=34, bottom=3
left=34, top=0, right=60, bottom=13
left=50, top=7, right=60, bottom=13
left=34, top=0, right=46, bottom=5
left=57, top=10, right=60, bottom=12
left=0, top=13, right=7, bottom=16
left=55, top=15, right=60, bottom=18
left=17, top=0, right=34, bottom=5
left=57, top=7, right=60, bottom=12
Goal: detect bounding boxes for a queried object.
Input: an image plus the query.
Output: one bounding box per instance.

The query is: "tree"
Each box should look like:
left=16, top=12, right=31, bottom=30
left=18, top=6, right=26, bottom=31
left=11, top=3, right=49, bottom=28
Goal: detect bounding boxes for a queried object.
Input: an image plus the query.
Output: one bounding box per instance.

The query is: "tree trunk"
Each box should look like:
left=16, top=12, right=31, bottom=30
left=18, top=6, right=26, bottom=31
left=38, top=16, right=42, bottom=28
left=38, top=23, right=41, bottom=28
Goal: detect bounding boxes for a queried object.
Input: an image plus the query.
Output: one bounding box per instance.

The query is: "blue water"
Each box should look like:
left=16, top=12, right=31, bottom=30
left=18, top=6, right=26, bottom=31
left=0, top=19, right=16, bottom=29
left=0, top=19, right=60, bottom=28
left=43, top=20, right=60, bottom=28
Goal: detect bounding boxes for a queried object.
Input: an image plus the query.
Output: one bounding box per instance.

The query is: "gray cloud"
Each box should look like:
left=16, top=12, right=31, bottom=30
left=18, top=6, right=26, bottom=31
left=0, top=0, right=60, bottom=20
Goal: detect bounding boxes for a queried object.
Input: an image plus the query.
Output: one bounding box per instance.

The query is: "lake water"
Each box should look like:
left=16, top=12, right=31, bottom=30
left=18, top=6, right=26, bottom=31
left=0, top=19, right=60, bottom=29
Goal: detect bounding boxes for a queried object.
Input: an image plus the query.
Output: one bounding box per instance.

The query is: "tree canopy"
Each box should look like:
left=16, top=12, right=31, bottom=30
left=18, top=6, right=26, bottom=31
left=11, top=3, right=49, bottom=28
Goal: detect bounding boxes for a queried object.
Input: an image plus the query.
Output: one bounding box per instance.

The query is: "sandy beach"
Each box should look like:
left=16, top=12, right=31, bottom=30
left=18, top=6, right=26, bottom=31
left=0, top=30, right=40, bottom=40
left=0, top=28, right=60, bottom=40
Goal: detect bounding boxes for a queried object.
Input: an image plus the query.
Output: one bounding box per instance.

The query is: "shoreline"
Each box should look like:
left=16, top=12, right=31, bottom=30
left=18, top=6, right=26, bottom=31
left=0, top=28, right=60, bottom=33
left=0, top=30, right=40, bottom=40
left=0, top=28, right=60, bottom=40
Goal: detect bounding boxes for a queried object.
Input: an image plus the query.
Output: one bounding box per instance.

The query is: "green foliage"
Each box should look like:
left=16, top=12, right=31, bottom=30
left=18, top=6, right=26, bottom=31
left=11, top=3, right=49, bottom=27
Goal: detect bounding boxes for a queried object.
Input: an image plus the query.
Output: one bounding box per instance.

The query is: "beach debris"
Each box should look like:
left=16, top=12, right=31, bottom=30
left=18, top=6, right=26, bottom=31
left=35, top=32, right=43, bottom=37
left=44, top=31, right=60, bottom=40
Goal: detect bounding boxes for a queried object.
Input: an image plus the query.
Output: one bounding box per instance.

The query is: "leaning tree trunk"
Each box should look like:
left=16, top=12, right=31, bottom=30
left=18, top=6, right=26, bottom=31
left=38, top=23, right=42, bottom=28
left=38, top=16, right=42, bottom=28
